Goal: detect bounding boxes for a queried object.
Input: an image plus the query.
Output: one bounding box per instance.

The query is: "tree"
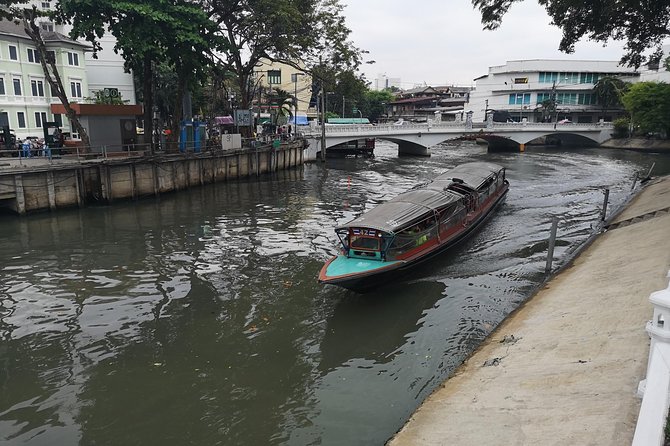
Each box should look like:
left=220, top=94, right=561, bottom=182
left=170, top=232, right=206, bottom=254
left=206, top=0, right=363, bottom=115
left=363, top=90, right=394, bottom=122
left=0, top=2, right=91, bottom=147
left=471, top=0, right=670, bottom=67
left=621, top=82, right=670, bottom=137
left=20, top=12, right=92, bottom=148
left=57, top=0, right=216, bottom=152
left=593, top=76, right=629, bottom=117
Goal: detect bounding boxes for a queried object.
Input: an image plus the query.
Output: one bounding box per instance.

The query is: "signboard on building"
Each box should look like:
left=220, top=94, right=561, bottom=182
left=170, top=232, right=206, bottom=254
left=103, top=87, right=120, bottom=98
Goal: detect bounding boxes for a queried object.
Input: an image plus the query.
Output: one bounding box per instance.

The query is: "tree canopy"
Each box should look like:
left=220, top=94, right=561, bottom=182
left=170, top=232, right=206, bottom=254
left=56, top=0, right=218, bottom=149
left=207, top=0, right=362, bottom=109
left=471, top=0, right=670, bottom=67
left=621, top=82, right=670, bottom=136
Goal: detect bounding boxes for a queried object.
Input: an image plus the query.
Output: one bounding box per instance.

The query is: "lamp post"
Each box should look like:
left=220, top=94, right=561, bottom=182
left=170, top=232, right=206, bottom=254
left=342, top=96, right=346, bottom=118
left=291, top=72, right=305, bottom=127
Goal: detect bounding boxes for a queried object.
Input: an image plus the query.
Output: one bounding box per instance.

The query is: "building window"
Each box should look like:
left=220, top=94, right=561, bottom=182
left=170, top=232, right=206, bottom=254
left=45, top=50, right=55, bottom=64
left=70, top=81, right=82, bottom=98
left=0, top=77, right=5, bottom=95
left=27, top=48, right=40, bottom=64
left=41, top=1, right=51, bottom=8
left=267, top=70, right=281, bottom=85
left=556, top=93, right=578, bottom=105
left=578, top=93, right=598, bottom=105
left=539, top=72, right=558, bottom=84
left=34, top=111, right=47, bottom=128
left=508, top=93, right=531, bottom=105
left=13, top=78, right=21, bottom=96
left=580, top=72, right=600, bottom=84
left=8, top=45, right=17, bottom=61
left=31, top=79, right=45, bottom=97
left=17, top=112, right=25, bottom=128
left=40, top=22, right=54, bottom=32
left=53, top=113, right=62, bottom=127
left=537, top=93, right=552, bottom=104
left=67, top=52, right=79, bottom=66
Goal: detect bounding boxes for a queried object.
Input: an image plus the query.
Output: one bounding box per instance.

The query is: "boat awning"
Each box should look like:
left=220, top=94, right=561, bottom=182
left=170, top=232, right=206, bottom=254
left=338, top=189, right=461, bottom=233
left=337, top=162, right=504, bottom=234
left=429, top=162, right=503, bottom=190
left=215, top=116, right=234, bottom=125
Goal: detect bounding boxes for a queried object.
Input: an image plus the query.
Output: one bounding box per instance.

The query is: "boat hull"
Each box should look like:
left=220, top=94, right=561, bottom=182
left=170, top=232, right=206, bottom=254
left=319, top=185, right=509, bottom=292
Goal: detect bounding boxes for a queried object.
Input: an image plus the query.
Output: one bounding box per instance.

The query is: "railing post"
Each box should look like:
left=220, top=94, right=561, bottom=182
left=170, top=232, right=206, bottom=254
left=545, top=216, right=558, bottom=273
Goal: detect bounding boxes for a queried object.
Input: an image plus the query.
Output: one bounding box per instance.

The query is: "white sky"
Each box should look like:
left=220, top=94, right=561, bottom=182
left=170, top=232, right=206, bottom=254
left=341, top=0, right=629, bottom=87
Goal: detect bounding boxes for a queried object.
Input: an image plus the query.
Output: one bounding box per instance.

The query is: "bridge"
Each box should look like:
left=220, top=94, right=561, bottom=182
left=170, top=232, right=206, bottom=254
left=302, top=121, right=614, bottom=160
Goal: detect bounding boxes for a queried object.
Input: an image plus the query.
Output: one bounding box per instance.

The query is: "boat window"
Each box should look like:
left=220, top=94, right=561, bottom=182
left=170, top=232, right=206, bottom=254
left=350, top=235, right=380, bottom=251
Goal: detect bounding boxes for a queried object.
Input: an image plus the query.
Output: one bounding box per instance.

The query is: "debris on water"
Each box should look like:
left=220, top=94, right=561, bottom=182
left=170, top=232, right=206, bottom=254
left=483, top=357, right=501, bottom=367
left=500, top=334, right=520, bottom=344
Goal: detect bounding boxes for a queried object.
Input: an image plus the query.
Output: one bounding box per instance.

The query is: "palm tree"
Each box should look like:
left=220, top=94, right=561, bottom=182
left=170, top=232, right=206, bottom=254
left=266, top=88, right=294, bottom=125
left=593, top=76, right=629, bottom=118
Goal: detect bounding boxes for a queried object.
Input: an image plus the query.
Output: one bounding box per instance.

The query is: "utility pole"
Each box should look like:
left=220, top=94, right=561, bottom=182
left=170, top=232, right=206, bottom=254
left=320, top=89, right=326, bottom=162
left=342, top=96, right=345, bottom=118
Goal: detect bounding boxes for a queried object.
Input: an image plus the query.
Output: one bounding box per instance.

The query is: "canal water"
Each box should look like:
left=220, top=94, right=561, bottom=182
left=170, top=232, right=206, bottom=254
left=1, top=142, right=669, bottom=445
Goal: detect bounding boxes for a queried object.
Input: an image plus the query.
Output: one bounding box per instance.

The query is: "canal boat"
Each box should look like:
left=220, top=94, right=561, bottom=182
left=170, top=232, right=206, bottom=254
left=318, top=162, right=509, bottom=292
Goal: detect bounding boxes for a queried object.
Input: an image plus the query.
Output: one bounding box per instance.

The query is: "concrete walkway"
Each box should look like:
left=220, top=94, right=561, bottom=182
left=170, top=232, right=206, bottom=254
left=389, top=176, right=670, bottom=446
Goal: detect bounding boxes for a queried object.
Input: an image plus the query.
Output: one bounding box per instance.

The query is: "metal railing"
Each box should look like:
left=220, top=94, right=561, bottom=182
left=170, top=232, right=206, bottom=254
left=0, top=136, right=302, bottom=167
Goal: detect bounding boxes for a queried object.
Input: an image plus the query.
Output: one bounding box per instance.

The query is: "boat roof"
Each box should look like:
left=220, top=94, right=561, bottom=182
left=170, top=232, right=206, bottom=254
left=429, top=161, right=504, bottom=192
left=338, top=162, right=504, bottom=234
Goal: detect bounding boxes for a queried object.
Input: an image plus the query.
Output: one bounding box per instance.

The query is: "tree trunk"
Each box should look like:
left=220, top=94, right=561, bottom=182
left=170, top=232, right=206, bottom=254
left=22, top=16, right=91, bottom=150
left=168, top=76, right=186, bottom=152
left=142, top=56, right=154, bottom=153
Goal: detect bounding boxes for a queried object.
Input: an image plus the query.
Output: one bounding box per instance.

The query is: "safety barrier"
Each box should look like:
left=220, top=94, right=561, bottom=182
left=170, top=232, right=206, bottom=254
left=633, top=271, right=670, bottom=446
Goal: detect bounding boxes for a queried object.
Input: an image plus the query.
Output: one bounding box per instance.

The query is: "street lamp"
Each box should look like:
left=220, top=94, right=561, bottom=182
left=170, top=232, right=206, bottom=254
left=291, top=72, right=305, bottom=127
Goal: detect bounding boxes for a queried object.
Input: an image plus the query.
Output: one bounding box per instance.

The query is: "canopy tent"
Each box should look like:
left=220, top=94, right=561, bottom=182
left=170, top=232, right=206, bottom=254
left=215, top=116, right=234, bottom=125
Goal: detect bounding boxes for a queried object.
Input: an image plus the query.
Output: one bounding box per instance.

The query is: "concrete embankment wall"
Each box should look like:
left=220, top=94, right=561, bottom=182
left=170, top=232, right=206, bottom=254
left=601, top=137, right=670, bottom=151
left=0, top=144, right=303, bottom=214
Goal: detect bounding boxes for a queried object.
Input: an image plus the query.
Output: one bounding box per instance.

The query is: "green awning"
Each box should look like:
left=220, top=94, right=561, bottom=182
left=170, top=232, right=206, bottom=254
left=327, top=118, right=371, bottom=124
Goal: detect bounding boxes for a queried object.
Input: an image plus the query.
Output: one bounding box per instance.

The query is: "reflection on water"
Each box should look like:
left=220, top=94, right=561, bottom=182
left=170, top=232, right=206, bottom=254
left=0, top=142, right=669, bottom=445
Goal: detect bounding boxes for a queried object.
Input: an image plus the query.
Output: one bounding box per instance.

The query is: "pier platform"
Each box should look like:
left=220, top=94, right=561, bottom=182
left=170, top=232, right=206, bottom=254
left=389, top=176, right=670, bottom=445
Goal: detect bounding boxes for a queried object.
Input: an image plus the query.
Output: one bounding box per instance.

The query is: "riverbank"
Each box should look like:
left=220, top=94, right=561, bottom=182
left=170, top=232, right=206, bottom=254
left=389, top=175, right=670, bottom=445
left=601, top=137, right=670, bottom=152
left=0, top=142, right=304, bottom=214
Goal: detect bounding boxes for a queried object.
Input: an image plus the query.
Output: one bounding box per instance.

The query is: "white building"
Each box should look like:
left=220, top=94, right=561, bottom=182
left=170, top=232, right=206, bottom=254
left=31, top=0, right=136, bottom=104
left=466, top=59, right=639, bottom=123
left=0, top=20, right=90, bottom=139
left=372, top=73, right=402, bottom=91
left=639, top=45, right=670, bottom=83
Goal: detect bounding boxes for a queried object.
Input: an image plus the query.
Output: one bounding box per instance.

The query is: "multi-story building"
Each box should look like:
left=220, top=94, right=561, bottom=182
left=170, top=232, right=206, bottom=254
left=0, top=20, right=89, bottom=139
left=252, top=59, right=313, bottom=124
left=385, top=85, right=473, bottom=122
left=30, top=0, right=136, bottom=104
left=466, top=60, right=640, bottom=123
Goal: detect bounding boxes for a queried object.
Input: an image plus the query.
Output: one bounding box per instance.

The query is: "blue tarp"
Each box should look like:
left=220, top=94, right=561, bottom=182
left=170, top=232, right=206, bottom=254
left=289, top=115, right=309, bottom=125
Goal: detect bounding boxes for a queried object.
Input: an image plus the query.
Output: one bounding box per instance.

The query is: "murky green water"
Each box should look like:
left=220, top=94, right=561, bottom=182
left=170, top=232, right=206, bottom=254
left=1, top=142, right=669, bottom=445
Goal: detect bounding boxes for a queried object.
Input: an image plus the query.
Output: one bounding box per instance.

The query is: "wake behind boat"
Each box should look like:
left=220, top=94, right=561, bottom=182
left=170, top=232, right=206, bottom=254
left=318, top=162, right=509, bottom=292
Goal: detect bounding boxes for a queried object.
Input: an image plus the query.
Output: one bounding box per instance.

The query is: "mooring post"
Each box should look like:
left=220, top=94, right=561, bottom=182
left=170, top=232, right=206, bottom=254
left=545, top=216, right=558, bottom=274
left=600, top=188, right=610, bottom=222
left=631, top=172, right=639, bottom=191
